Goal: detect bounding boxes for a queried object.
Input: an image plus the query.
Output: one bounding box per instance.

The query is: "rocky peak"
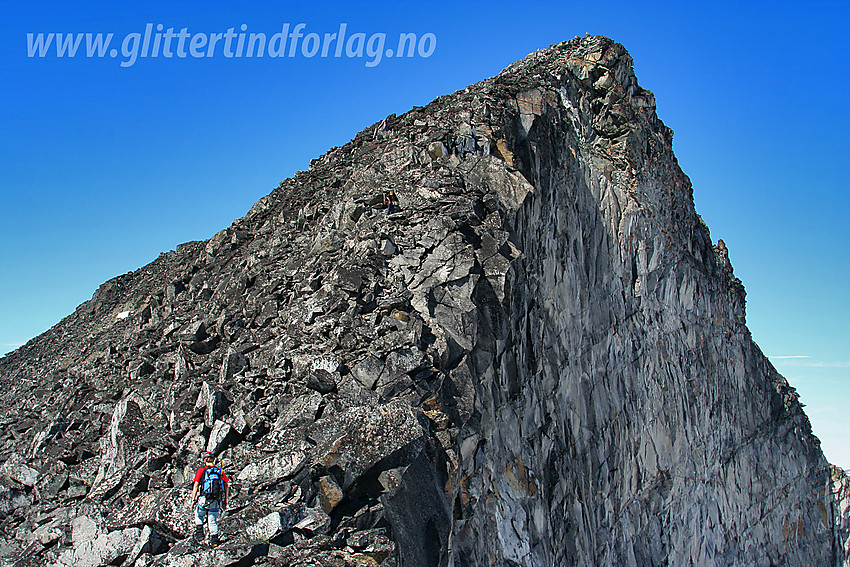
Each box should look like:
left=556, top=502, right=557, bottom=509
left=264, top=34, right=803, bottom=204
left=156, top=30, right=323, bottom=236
left=1, top=35, right=848, bottom=567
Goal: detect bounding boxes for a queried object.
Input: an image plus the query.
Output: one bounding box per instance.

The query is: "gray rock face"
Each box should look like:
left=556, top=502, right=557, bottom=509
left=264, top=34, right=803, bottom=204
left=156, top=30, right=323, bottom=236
left=0, top=35, right=847, bottom=567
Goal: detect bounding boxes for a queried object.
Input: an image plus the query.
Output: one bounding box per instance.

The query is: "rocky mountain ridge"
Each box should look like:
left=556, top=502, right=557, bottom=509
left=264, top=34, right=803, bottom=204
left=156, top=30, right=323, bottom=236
left=1, top=35, right=848, bottom=566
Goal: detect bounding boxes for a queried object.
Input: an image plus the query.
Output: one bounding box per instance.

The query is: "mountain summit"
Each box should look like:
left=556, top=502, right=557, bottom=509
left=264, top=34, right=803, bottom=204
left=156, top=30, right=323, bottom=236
left=1, top=35, right=848, bottom=567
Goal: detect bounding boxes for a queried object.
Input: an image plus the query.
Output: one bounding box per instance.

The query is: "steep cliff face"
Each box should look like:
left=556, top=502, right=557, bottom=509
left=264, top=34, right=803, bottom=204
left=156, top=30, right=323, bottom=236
left=0, top=36, right=847, bottom=567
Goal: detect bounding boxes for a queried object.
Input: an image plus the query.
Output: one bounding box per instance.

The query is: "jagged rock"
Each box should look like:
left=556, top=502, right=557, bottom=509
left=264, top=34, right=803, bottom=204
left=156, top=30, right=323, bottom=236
left=37, top=459, right=69, bottom=496
left=195, top=381, right=228, bottom=428
left=178, top=320, right=207, bottom=343
left=274, top=392, right=322, bottom=429
left=306, top=369, right=337, bottom=394
left=246, top=511, right=287, bottom=541
left=377, top=347, right=427, bottom=397
left=88, top=393, right=168, bottom=501
left=381, top=451, right=451, bottom=567
left=351, top=355, right=384, bottom=390
left=307, top=401, right=426, bottom=489
left=0, top=35, right=848, bottom=567
left=25, top=511, right=67, bottom=549
left=225, top=404, right=249, bottom=435
left=237, top=450, right=307, bottom=487
left=219, top=488, right=299, bottom=542
left=176, top=424, right=206, bottom=467
left=317, top=475, right=343, bottom=514
left=220, top=347, right=248, bottom=383
left=0, top=454, right=39, bottom=487
left=206, top=420, right=234, bottom=454
left=186, top=334, right=220, bottom=355
left=261, top=537, right=345, bottom=566
left=120, top=525, right=161, bottom=567
left=293, top=507, right=331, bottom=536
left=380, top=238, right=397, bottom=257
left=346, top=529, right=396, bottom=565
left=0, top=484, right=31, bottom=515
left=52, top=516, right=142, bottom=567
left=335, top=376, right=379, bottom=407
left=66, top=485, right=88, bottom=499
left=109, top=487, right=193, bottom=538
left=150, top=540, right=268, bottom=567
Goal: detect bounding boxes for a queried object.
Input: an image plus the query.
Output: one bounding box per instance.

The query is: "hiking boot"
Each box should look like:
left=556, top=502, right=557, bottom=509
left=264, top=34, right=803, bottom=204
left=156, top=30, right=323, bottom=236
left=208, top=534, right=220, bottom=546
left=193, top=526, right=205, bottom=544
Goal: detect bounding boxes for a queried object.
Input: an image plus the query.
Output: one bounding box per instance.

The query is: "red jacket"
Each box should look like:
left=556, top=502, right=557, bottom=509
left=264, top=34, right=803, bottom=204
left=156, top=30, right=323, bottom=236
left=194, top=466, right=230, bottom=484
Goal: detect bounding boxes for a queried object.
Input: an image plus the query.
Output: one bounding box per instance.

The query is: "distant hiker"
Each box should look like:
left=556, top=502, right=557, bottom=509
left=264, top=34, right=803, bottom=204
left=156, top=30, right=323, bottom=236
left=384, top=189, right=400, bottom=215
left=191, top=451, right=230, bottom=546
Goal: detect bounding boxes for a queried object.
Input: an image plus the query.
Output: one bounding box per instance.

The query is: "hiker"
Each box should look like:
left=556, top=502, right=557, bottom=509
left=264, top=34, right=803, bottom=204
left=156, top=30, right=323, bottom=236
left=190, top=451, right=230, bottom=546
left=384, top=189, right=400, bottom=214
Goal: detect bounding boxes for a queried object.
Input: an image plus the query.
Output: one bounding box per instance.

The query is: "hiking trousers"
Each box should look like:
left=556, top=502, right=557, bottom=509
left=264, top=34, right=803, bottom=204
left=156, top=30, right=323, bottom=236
left=195, top=497, right=222, bottom=536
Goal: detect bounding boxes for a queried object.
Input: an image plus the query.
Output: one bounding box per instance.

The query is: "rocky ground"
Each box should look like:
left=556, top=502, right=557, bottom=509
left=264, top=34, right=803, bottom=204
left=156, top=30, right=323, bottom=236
left=1, top=35, right=848, bottom=567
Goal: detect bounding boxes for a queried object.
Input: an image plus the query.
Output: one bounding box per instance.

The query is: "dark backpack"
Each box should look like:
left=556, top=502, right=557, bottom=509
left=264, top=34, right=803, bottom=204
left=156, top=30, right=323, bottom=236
left=202, top=466, right=223, bottom=500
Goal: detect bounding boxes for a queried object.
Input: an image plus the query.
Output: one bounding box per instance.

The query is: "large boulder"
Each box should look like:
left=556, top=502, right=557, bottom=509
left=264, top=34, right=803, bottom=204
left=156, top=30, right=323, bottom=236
left=307, top=400, right=426, bottom=489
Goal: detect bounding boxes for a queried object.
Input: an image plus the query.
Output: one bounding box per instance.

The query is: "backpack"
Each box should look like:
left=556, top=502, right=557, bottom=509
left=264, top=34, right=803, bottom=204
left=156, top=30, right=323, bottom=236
left=202, top=466, right=223, bottom=500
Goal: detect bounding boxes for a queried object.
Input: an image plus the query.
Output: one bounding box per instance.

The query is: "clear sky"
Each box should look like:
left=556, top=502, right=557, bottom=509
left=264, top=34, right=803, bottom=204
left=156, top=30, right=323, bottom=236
left=1, top=1, right=847, bottom=468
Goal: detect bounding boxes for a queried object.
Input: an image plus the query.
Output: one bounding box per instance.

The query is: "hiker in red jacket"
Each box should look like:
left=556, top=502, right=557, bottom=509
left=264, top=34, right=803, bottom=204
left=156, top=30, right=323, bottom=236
left=384, top=189, right=400, bottom=215
left=190, top=451, right=230, bottom=545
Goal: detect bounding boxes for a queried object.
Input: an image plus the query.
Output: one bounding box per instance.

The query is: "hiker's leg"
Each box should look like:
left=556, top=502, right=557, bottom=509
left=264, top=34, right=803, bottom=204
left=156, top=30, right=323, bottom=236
left=193, top=505, right=205, bottom=541
left=207, top=507, right=221, bottom=536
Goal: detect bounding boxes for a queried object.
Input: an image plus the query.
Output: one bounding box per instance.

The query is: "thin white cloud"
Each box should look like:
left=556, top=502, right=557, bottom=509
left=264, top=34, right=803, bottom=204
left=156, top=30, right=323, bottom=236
left=773, top=359, right=850, bottom=368
left=1, top=343, right=24, bottom=357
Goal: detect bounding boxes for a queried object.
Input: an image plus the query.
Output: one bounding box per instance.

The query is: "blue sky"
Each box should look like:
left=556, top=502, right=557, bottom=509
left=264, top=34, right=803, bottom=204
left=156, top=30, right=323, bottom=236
left=1, top=1, right=847, bottom=467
